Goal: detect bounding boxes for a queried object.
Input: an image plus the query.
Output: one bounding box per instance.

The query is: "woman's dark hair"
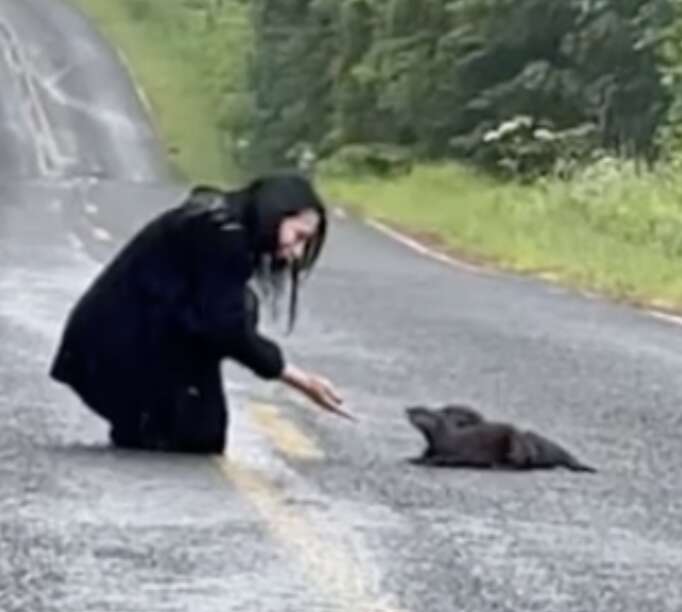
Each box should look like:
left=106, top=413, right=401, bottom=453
left=242, top=172, right=328, bottom=333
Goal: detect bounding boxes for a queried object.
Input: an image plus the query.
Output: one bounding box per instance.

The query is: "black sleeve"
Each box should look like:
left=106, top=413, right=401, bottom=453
left=227, top=323, right=285, bottom=380
left=180, top=218, right=285, bottom=380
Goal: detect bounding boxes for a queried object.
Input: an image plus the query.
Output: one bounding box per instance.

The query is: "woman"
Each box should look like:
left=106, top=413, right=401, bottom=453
left=50, top=173, right=347, bottom=454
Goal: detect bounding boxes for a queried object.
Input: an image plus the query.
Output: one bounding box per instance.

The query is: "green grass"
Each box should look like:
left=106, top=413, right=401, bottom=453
left=70, top=0, right=682, bottom=312
left=322, top=162, right=682, bottom=310
left=68, top=0, right=250, bottom=184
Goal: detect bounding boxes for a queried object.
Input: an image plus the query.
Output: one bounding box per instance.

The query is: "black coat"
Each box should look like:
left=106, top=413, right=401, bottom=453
left=50, top=186, right=284, bottom=453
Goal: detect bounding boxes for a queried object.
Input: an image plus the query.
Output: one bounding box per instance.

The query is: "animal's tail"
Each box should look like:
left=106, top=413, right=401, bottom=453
left=566, top=458, right=597, bottom=473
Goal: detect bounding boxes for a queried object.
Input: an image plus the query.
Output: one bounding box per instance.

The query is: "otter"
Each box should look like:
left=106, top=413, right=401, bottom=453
left=405, top=405, right=596, bottom=473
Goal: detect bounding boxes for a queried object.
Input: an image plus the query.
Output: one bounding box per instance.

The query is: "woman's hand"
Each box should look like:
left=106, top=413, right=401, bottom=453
left=281, top=364, right=354, bottom=421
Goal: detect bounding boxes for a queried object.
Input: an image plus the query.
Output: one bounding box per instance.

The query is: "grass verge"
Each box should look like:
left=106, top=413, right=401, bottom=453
left=322, top=163, right=682, bottom=311
left=69, top=0, right=682, bottom=313
left=67, top=0, right=249, bottom=184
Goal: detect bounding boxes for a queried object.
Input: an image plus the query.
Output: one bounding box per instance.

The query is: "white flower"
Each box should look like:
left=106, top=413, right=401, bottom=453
left=533, top=128, right=556, bottom=141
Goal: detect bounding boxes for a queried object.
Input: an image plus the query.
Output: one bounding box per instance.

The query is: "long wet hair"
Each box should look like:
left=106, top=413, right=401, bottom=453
left=239, top=173, right=328, bottom=333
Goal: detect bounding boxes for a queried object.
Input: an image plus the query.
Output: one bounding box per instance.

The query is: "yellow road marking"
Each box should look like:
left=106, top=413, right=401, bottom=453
left=215, top=455, right=408, bottom=612
left=249, top=401, right=324, bottom=460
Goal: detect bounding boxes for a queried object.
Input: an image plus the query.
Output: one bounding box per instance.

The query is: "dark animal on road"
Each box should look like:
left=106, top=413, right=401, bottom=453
left=405, top=405, right=596, bottom=473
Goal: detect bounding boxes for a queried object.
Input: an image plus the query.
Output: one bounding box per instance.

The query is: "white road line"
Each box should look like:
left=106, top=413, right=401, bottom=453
left=92, top=227, right=112, bottom=242
left=351, top=210, right=682, bottom=329
left=115, top=46, right=153, bottom=116
left=0, top=19, right=64, bottom=177
left=366, top=218, right=491, bottom=275
left=647, top=310, right=682, bottom=327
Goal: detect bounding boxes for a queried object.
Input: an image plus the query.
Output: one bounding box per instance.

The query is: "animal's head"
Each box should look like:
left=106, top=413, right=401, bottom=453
left=439, top=404, right=484, bottom=428
left=405, top=406, right=445, bottom=448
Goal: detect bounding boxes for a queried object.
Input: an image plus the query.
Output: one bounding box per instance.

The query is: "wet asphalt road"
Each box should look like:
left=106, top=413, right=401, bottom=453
left=2, top=1, right=682, bottom=611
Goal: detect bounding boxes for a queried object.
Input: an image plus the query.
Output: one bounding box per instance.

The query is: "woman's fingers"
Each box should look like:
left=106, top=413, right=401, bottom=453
left=286, top=369, right=354, bottom=421
left=310, top=381, right=355, bottom=421
left=329, top=405, right=357, bottom=421
left=321, top=380, right=343, bottom=404
left=313, top=375, right=344, bottom=403
left=327, top=384, right=343, bottom=404
left=319, top=397, right=355, bottom=420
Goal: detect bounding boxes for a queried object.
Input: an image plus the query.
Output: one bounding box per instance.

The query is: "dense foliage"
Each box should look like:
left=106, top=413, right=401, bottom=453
left=233, top=0, right=676, bottom=178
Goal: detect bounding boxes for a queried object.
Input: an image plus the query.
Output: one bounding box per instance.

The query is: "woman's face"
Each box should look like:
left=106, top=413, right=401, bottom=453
left=277, top=209, right=320, bottom=263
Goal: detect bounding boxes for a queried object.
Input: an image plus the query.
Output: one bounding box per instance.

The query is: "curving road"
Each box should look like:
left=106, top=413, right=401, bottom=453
left=1, top=1, right=682, bottom=611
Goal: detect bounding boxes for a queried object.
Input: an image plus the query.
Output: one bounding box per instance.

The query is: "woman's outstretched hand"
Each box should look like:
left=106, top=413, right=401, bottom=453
left=281, top=364, right=354, bottom=421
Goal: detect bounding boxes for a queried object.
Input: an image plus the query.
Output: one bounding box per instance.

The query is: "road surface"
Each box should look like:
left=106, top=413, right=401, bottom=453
left=1, top=1, right=682, bottom=611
